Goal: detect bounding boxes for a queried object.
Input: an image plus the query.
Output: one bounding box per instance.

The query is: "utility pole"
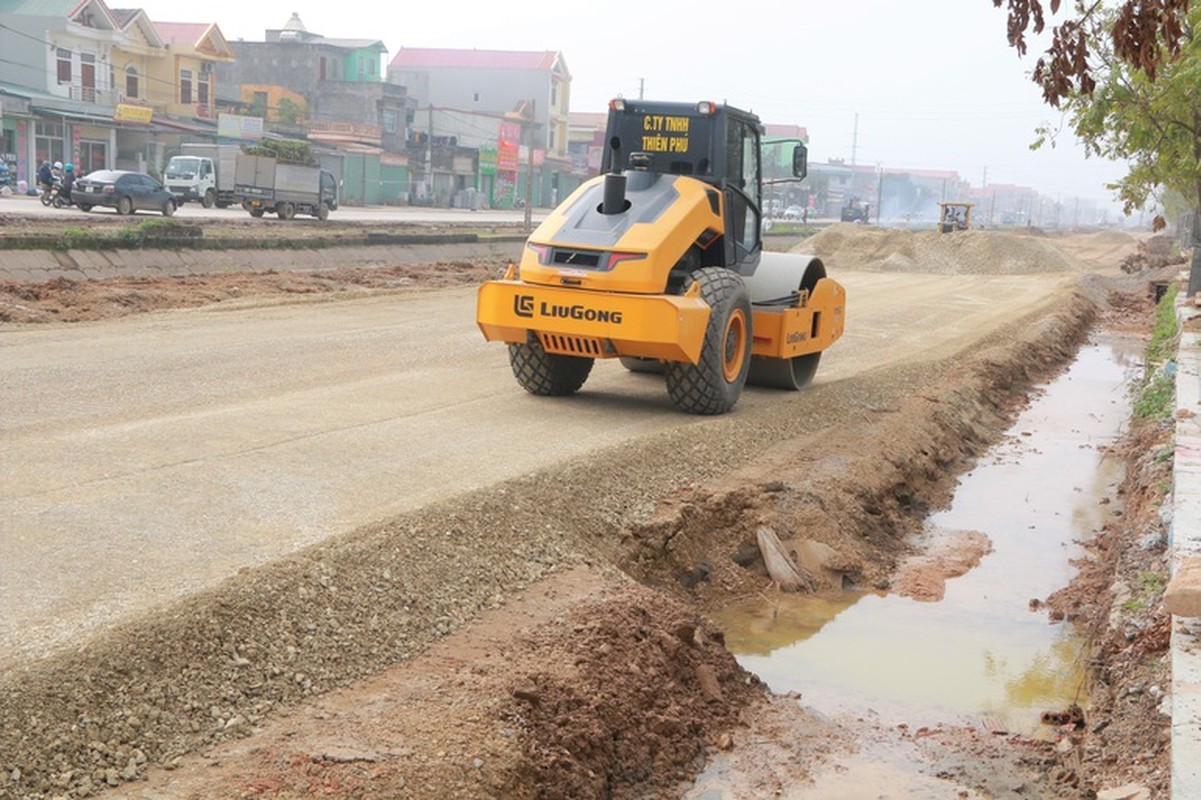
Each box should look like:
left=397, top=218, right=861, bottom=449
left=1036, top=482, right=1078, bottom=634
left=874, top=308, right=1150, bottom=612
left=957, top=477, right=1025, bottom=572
left=876, top=165, right=883, bottom=224
left=850, top=112, right=858, bottom=167
left=523, top=98, right=535, bottom=233
left=427, top=105, right=435, bottom=205
left=638, top=78, right=644, bottom=100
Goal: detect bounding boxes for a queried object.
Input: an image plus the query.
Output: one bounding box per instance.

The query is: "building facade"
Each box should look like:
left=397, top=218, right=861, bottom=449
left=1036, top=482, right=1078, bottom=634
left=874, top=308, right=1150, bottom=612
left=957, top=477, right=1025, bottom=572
left=0, top=0, right=231, bottom=188
left=213, top=13, right=414, bottom=204
left=387, top=48, right=578, bottom=208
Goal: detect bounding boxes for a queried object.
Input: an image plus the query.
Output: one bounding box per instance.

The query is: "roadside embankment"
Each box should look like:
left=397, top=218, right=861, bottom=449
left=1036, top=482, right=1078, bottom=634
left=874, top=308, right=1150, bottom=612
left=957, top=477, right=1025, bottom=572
left=0, top=238, right=525, bottom=284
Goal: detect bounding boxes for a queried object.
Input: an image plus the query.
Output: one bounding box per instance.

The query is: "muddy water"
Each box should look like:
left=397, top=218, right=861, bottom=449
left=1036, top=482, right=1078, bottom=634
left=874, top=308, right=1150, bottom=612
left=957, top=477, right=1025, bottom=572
left=704, top=336, right=1139, bottom=795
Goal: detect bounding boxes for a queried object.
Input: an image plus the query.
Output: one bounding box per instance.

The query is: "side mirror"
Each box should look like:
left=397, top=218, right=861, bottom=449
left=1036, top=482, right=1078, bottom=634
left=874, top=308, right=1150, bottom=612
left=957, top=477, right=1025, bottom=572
left=792, top=143, right=808, bottom=180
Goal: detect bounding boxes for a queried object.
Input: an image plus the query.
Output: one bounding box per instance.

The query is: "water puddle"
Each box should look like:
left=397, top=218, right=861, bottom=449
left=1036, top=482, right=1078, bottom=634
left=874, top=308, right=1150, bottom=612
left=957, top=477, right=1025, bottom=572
left=703, top=336, right=1140, bottom=795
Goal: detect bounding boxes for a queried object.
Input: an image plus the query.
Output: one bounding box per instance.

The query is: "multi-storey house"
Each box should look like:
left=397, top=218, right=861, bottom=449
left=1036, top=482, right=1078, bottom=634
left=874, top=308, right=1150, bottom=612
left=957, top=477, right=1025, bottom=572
left=0, top=0, right=233, bottom=186
left=214, top=13, right=413, bottom=204
left=387, top=47, right=576, bottom=208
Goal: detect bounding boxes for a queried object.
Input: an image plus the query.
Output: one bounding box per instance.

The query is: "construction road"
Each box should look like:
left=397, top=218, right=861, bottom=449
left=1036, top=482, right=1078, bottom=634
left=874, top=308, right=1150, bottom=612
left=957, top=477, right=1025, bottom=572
left=0, top=269, right=1077, bottom=669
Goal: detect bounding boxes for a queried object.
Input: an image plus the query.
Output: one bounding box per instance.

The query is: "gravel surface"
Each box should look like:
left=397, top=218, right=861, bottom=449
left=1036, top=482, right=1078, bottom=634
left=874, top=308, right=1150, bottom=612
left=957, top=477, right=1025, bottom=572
left=0, top=221, right=1177, bottom=799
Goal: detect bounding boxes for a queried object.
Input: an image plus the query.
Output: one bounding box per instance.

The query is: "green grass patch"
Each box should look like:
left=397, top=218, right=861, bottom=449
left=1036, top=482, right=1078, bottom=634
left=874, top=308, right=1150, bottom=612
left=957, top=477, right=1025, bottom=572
left=1145, top=284, right=1180, bottom=369
left=1133, top=284, right=1180, bottom=420
left=1136, top=571, right=1166, bottom=594
left=1123, top=571, right=1168, bottom=611
left=1134, top=371, right=1176, bottom=419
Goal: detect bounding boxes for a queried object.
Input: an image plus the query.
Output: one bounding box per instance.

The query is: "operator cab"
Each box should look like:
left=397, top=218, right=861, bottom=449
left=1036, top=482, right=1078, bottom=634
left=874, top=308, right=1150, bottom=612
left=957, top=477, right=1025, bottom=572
left=601, top=99, right=805, bottom=276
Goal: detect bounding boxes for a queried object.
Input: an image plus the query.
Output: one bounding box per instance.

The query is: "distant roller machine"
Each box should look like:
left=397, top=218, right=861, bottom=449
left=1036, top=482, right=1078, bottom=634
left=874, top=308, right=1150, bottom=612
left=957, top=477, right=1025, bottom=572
left=938, top=201, right=974, bottom=233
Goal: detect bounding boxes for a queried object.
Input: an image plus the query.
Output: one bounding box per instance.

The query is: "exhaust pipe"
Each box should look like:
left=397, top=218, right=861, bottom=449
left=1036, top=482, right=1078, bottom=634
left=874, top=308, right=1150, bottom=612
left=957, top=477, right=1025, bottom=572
left=601, top=136, right=626, bottom=215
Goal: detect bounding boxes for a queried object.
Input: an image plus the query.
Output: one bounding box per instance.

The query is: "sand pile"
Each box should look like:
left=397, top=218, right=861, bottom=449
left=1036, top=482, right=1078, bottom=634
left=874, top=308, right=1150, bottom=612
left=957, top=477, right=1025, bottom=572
left=794, top=222, right=1087, bottom=275
left=1043, top=229, right=1142, bottom=269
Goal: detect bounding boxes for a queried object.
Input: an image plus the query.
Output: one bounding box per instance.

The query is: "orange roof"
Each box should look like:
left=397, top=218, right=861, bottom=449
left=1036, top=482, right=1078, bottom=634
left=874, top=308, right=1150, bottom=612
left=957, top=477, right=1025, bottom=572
left=153, top=22, right=210, bottom=47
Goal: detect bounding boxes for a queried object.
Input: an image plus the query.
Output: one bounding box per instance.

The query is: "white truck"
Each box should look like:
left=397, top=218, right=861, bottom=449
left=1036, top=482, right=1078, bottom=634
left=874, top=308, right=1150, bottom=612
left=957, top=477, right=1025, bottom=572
left=163, top=143, right=239, bottom=208
left=234, top=154, right=338, bottom=221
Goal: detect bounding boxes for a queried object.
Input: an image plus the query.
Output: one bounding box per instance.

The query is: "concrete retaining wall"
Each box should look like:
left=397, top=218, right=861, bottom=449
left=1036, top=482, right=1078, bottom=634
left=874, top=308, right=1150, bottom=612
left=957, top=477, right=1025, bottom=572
left=1171, top=289, right=1201, bottom=799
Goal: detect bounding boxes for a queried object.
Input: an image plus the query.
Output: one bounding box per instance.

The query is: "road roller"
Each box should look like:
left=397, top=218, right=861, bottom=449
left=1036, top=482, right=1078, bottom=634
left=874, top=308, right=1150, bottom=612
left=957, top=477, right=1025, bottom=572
left=476, top=98, right=846, bottom=414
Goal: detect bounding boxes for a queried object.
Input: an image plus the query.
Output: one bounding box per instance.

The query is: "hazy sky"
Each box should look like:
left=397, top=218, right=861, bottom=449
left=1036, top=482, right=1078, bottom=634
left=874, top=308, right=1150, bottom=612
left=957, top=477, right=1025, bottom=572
left=130, top=0, right=1130, bottom=208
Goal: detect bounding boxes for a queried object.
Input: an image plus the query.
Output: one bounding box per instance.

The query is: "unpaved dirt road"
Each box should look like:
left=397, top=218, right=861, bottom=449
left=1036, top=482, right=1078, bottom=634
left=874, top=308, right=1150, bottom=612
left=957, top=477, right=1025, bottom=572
left=0, top=224, right=1175, bottom=800
left=0, top=270, right=1077, bottom=665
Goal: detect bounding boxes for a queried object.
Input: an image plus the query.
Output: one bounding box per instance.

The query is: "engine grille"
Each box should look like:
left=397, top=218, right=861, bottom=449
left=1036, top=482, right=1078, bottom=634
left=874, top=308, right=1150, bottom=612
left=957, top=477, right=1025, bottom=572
left=550, top=249, right=602, bottom=268
left=539, top=333, right=605, bottom=356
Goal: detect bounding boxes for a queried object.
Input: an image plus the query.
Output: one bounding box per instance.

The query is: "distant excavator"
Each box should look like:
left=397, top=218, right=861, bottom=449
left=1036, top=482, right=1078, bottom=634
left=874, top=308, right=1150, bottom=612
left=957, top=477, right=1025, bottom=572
left=840, top=197, right=870, bottom=223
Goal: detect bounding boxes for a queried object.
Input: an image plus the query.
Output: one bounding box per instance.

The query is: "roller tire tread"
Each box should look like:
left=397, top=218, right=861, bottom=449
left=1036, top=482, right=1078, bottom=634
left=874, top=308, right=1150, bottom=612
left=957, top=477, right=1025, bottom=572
left=509, top=338, right=594, bottom=396
left=665, top=268, right=752, bottom=415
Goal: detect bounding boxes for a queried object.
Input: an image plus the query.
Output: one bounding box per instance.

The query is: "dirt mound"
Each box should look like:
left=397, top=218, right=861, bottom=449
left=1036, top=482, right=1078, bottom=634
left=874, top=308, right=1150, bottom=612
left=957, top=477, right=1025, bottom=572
left=1077, top=229, right=1140, bottom=247
left=98, top=570, right=760, bottom=800
left=796, top=223, right=1086, bottom=274
left=618, top=291, right=1097, bottom=613
left=1120, top=233, right=1187, bottom=274
left=0, top=262, right=497, bottom=324
left=1044, top=230, right=1142, bottom=270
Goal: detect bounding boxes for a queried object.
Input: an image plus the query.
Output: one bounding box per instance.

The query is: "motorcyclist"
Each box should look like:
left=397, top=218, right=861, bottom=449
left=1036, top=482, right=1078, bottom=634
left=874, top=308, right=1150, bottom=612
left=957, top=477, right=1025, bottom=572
left=37, top=161, right=53, bottom=191
left=59, top=163, right=75, bottom=206
left=52, top=161, right=63, bottom=182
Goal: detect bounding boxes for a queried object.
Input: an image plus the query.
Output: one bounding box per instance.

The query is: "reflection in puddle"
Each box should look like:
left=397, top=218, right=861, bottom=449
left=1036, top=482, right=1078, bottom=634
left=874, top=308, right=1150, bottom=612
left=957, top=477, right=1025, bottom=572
left=713, top=338, right=1138, bottom=736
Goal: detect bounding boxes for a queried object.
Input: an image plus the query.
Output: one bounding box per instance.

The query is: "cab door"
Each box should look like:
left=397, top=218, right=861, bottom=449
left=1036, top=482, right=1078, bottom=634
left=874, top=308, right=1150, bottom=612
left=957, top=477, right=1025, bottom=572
left=723, top=118, right=762, bottom=275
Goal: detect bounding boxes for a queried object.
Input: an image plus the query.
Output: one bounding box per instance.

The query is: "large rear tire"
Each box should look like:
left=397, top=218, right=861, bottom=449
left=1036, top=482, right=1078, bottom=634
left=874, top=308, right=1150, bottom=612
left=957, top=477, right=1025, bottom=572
left=509, top=335, right=594, bottom=396
left=665, top=268, right=752, bottom=414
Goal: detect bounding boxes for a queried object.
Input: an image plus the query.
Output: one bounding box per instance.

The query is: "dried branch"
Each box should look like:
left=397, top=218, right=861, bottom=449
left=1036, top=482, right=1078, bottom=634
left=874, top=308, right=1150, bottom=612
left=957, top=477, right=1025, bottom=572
left=992, top=0, right=1192, bottom=104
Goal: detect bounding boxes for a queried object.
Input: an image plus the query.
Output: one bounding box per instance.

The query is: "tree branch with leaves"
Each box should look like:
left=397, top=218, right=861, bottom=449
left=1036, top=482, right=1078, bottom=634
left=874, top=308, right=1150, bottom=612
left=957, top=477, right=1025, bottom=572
left=995, top=0, right=1199, bottom=292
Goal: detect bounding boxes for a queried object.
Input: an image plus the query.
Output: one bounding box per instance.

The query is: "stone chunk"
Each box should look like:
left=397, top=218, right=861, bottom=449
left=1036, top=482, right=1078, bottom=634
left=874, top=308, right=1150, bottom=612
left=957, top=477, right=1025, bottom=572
left=1165, top=557, right=1201, bottom=617
left=1096, top=784, right=1150, bottom=800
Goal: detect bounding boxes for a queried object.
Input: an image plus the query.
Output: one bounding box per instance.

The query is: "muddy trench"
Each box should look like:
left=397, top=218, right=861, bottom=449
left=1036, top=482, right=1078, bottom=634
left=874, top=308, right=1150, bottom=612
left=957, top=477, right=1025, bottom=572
left=1, top=283, right=1108, bottom=799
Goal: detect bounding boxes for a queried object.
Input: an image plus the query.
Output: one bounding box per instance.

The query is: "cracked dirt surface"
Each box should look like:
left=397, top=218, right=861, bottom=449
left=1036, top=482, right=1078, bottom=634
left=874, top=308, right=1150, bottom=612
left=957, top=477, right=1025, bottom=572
left=0, top=221, right=1179, bottom=798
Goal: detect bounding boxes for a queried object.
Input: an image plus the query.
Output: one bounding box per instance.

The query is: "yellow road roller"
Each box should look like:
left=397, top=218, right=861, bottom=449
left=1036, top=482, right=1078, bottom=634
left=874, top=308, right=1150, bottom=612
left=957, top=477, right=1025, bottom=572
left=477, top=99, right=846, bottom=414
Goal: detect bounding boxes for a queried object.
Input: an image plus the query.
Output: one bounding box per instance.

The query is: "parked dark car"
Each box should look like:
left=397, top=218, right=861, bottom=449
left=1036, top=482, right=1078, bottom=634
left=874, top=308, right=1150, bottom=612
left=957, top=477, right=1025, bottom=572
left=72, top=170, right=177, bottom=216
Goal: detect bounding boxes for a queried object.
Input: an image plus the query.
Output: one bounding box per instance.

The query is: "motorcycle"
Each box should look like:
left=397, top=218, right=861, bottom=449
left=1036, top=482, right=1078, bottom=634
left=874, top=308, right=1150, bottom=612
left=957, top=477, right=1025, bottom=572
left=49, top=179, right=77, bottom=209
left=40, top=179, right=61, bottom=206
